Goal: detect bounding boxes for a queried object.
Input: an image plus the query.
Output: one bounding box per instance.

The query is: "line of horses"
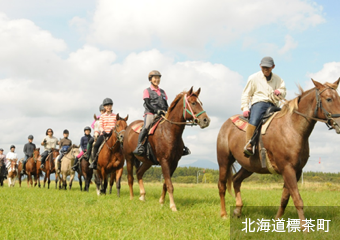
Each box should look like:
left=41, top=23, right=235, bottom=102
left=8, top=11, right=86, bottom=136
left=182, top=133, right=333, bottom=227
left=1, top=80, right=339, bottom=231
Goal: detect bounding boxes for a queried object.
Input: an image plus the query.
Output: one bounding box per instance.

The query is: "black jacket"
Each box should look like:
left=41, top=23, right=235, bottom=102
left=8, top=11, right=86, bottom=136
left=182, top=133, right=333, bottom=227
left=23, top=142, right=36, bottom=157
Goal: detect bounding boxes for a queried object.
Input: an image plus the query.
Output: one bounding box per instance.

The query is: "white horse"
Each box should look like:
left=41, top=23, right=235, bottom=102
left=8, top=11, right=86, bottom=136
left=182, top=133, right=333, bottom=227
left=7, top=160, right=18, bottom=187
left=55, top=145, right=80, bottom=190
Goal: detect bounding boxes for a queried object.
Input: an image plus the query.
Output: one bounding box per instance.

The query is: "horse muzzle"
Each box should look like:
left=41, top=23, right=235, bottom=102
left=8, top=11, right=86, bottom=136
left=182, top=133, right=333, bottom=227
left=197, top=116, right=210, bottom=129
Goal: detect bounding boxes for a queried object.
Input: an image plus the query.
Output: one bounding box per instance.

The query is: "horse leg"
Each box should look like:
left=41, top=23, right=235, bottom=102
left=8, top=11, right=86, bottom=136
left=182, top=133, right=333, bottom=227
left=136, top=162, right=152, bottom=201
left=232, top=167, right=253, bottom=218
left=62, top=174, right=67, bottom=190
left=275, top=169, right=302, bottom=219
left=109, top=172, right=114, bottom=194
left=100, top=168, right=107, bottom=195
left=47, top=172, right=51, bottom=189
left=18, top=173, right=22, bottom=187
left=159, top=161, right=178, bottom=205
left=78, top=172, right=83, bottom=191
left=27, top=173, right=30, bottom=187
left=126, top=157, right=135, bottom=200
left=116, top=168, right=123, bottom=197
left=94, top=170, right=101, bottom=196
left=160, top=162, right=177, bottom=211
left=69, top=173, right=75, bottom=190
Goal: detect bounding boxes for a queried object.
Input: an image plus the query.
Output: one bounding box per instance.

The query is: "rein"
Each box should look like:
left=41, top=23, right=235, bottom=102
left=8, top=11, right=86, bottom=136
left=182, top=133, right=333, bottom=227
left=105, top=124, right=125, bottom=151
left=161, top=93, right=206, bottom=126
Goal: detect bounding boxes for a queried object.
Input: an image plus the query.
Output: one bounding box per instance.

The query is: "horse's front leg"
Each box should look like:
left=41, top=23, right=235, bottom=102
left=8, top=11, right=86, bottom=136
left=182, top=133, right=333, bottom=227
left=78, top=172, right=83, bottom=191
left=69, top=172, right=75, bottom=190
left=160, top=162, right=177, bottom=211
left=282, top=167, right=306, bottom=230
left=116, top=168, right=123, bottom=197
left=94, top=170, right=101, bottom=196
left=136, top=162, right=152, bottom=201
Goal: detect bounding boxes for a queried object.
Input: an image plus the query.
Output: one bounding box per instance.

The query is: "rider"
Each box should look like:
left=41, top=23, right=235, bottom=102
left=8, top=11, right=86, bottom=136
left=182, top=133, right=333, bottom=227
left=6, top=145, right=18, bottom=167
left=241, top=56, right=286, bottom=156
left=72, top=126, right=92, bottom=171
left=133, top=70, right=191, bottom=156
left=56, top=129, right=72, bottom=173
left=22, top=135, right=36, bottom=174
left=86, top=104, right=105, bottom=161
left=40, top=128, right=59, bottom=169
left=89, top=98, right=116, bottom=169
left=0, top=148, right=7, bottom=178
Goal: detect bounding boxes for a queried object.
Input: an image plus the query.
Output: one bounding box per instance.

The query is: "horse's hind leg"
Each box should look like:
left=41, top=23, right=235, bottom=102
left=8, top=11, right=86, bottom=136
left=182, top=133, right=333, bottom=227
left=136, top=162, right=152, bottom=201
left=116, top=168, right=123, bottom=197
left=126, top=156, right=135, bottom=200
left=109, top=172, right=114, bottom=194
left=276, top=169, right=302, bottom=219
left=233, top=167, right=253, bottom=218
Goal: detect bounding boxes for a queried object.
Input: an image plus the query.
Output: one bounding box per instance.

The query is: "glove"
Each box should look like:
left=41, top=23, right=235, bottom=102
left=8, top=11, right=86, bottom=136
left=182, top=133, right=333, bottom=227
left=243, top=110, right=250, bottom=118
left=157, top=110, right=165, bottom=116
left=102, top=132, right=108, bottom=137
left=274, top=89, right=281, bottom=96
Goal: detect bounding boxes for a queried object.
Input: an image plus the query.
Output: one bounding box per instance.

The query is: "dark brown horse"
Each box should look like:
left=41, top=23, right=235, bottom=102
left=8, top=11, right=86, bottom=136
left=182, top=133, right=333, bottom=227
left=0, top=159, right=6, bottom=186
left=123, top=87, right=210, bottom=211
left=94, top=114, right=128, bottom=196
left=18, top=148, right=41, bottom=187
left=217, top=79, right=340, bottom=228
left=78, top=157, right=93, bottom=192
left=40, top=149, right=59, bottom=189
left=109, top=168, right=123, bottom=196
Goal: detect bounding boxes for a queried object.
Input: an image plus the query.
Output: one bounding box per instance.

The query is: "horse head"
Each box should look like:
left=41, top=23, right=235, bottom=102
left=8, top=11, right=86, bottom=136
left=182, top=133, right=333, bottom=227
left=33, top=148, right=40, bottom=161
left=312, top=78, right=340, bottom=133
left=183, top=87, right=210, bottom=128
left=69, top=144, right=80, bottom=158
left=115, top=113, right=129, bottom=143
left=93, top=114, right=101, bottom=141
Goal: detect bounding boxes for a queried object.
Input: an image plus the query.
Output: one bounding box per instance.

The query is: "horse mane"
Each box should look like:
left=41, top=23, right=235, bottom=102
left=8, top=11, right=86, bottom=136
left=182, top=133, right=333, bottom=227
left=165, top=90, right=200, bottom=118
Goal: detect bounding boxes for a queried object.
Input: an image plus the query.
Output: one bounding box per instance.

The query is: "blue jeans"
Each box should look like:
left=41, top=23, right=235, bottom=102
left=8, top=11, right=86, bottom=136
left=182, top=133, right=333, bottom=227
left=249, top=102, right=274, bottom=126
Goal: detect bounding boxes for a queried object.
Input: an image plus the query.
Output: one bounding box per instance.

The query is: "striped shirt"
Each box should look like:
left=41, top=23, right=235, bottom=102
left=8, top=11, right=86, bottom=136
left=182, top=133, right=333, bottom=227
left=99, top=112, right=117, bottom=134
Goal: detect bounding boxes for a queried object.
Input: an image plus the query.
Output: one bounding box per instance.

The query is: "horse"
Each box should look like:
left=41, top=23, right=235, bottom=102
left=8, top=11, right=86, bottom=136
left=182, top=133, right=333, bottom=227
left=0, top=159, right=6, bottom=186
left=7, top=160, right=18, bottom=187
left=217, top=79, right=340, bottom=229
left=94, top=113, right=128, bottom=196
left=123, top=87, right=210, bottom=211
left=56, top=145, right=80, bottom=190
left=17, top=148, right=41, bottom=187
left=109, top=168, right=123, bottom=196
left=41, top=149, right=59, bottom=189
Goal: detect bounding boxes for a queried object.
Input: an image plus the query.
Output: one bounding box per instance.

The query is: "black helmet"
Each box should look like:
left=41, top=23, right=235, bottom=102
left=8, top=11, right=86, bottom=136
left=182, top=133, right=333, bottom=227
left=103, top=98, right=113, bottom=106
left=28, top=135, right=34, bottom=140
left=63, top=129, right=69, bottom=134
left=99, top=104, right=105, bottom=112
left=10, top=145, right=15, bottom=149
left=0, top=148, right=3, bottom=151
left=84, top=126, right=91, bottom=132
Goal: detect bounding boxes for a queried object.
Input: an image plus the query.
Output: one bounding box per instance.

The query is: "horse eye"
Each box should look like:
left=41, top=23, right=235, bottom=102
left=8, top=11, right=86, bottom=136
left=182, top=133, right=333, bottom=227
left=326, top=98, right=332, bottom=102
left=192, top=102, right=196, bottom=106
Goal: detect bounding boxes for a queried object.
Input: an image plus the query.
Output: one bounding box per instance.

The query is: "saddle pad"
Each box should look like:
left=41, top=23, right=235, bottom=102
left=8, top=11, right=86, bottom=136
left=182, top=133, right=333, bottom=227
left=131, top=122, right=144, bottom=133
left=149, top=119, right=162, bottom=135
left=230, top=112, right=278, bottom=134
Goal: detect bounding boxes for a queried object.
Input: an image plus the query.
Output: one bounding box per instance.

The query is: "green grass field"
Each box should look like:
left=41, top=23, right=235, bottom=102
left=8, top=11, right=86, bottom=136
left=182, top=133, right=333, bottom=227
left=0, top=180, right=339, bottom=239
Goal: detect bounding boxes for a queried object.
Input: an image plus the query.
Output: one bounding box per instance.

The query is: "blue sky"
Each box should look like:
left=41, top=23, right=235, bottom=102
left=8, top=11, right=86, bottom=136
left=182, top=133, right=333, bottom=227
left=0, top=0, right=340, bottom=172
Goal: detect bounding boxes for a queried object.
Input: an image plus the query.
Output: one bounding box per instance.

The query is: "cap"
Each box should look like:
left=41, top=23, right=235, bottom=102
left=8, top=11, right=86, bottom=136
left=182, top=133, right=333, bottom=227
left=260, top=56, right=274, bottom=67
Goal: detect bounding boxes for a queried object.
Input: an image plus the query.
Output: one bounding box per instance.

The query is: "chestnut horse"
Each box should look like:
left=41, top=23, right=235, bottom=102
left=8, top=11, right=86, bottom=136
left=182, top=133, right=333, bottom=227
left=123, top=87, right=210, bottom=211
left=109, top=168, right=123, bottom=196
left=217, top=79, right=340, bottom=228
left=18, top=148, right=41, bottom=187
left=78, top=157, right=93, bottom=192
left=7, top=160, right=18, bottom=187
left=94, top=114, right=128, bottom=196
left=41, top=149, right=59, bottom=189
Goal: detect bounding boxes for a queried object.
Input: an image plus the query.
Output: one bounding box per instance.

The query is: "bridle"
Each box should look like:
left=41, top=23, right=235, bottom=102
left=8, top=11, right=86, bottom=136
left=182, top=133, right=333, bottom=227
left=290, top=87, right=340, bottom=130
left=162, top=93, right=206, bottom=126
left=105, top=120, right=126, bottom=151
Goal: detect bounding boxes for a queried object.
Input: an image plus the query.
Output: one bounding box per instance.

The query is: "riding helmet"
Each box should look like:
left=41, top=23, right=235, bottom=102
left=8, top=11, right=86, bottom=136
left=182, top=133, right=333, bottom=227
left=0, top=148, right=3, bottom=151
left=63, top=129, right=69, bottom=134
left=103, top=98, right=113, bottom=106
left=99, top=104, right=105, bottom=112
left=148, top=70, right=161, bottom=80
left=84, top=126, right=91, bottom=132
left=28, top=135, right=34, bottom=140
left=10, top=145, right=15, bottom=149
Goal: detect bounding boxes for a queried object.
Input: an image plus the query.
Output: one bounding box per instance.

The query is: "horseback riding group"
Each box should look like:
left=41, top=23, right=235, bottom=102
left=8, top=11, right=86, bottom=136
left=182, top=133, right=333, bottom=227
left=1, top=57, right=339, bottom=222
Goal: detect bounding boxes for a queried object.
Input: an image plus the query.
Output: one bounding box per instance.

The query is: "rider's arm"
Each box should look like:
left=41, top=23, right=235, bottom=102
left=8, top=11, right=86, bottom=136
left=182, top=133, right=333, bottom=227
left=276, top=76, right=287, bottom=98
left=23, top=144, right=28, bottom=156
left=241, top=78, right=254, bottom=112
left=144, top=98, right=157, bottom=114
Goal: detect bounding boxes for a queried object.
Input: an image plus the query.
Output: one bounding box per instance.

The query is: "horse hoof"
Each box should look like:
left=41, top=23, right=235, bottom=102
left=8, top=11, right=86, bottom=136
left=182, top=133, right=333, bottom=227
left=96, top=189, right=101, bottom=196
left=233, top=209, right=241, bottom=218
left=170, top=206, right=177, bottom=212
left=139, top=196, right=145, bottom=202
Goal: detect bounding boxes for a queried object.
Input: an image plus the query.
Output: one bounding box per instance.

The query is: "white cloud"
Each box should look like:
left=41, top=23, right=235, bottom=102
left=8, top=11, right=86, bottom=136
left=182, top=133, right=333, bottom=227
left=278, top=35, right=298, bottom=55
left=86, top=0, right=324, bottom=55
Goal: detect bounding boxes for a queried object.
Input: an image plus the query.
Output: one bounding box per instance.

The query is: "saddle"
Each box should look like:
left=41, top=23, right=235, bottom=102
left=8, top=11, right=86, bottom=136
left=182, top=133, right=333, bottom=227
left=131, top=118, right=163, bottom=135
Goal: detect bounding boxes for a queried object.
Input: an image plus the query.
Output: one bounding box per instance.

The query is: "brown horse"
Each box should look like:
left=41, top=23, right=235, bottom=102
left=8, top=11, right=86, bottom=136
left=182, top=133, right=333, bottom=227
left=40, top=149, right=59, bottom=189
left=123, top=87, right=210, bottom=211
left=0, top=159, right=6, bottom=186
left=217, top=79, right=340, bottom=228
left=109, top=168, right=124, bottom=196
left=7, top=160, right=18, bottom=187
left=94, top=114, right=128, bottom=196
left=18, top=148, right=41, bottom=187
left=78, top=157, right=93, bottom=192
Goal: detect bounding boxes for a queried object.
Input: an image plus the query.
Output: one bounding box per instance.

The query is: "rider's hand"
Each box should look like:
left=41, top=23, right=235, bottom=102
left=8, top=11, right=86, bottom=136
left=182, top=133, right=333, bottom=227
left=157, top=110, right=165, bottom=116
left=274, top=89, right=281, bottom=96
left=243, top=110, right=250, bottom=118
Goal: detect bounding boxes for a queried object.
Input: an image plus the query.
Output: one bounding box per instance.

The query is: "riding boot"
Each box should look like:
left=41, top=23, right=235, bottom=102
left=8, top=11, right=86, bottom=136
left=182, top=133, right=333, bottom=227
left=89, top=155, right=97, bottom=169
left=182, top=146, right=191, bottom=156
left=72, top=157, right=79, bottom=171
left=40, top=158, right=45, bottom=169
left=133, top=128, right=148, bottom=156
left=86, top=144, right=92, bottom=161
left=21, top=160, right=26, bottom=174
left=244, top=124, right=256, bottom=156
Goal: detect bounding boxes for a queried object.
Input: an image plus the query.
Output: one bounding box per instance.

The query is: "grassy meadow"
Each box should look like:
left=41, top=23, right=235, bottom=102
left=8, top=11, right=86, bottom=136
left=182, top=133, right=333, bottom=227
left=0, top=180, right=339, bottom=240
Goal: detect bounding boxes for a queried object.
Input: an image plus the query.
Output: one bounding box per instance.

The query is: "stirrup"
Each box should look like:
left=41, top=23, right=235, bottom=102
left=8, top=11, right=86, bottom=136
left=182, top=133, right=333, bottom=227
left=133, top=144, right=145, bottom=156
left=243, top=141, right=255, bottom=156
left=40, top=164, right=44, bottom=169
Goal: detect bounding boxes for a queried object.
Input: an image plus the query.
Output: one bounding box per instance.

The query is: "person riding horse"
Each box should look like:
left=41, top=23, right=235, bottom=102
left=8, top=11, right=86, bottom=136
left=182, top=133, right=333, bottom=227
left=56, top=129, right=72, bottom=173
left=0, top=148, right=7, bottom=179
left=133, top=70, right=191, bottom=156
left=241, top=57, right=286, bottom=156
left=22, top=135, right=36, bottom=174
left=89, top=98, right=117, bottom=169
left=40, top=128, right=59, bottom=169
left=72, top=126, right=92, bottom=171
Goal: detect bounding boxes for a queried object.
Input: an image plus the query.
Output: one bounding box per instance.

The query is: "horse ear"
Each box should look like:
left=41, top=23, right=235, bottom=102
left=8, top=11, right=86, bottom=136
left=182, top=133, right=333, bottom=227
left=188, top=86, right=194, bottom=95
left=116, top=113, right=120, bottom=120
left=333, top=77, right=340, bottom=89
left=312, top=79, right=324, bottom=90
left=94, top=114, right=97, bottom=120
left=194, top=88, right=201, bottom=96
left=125, top=115, right=129, bottom=121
